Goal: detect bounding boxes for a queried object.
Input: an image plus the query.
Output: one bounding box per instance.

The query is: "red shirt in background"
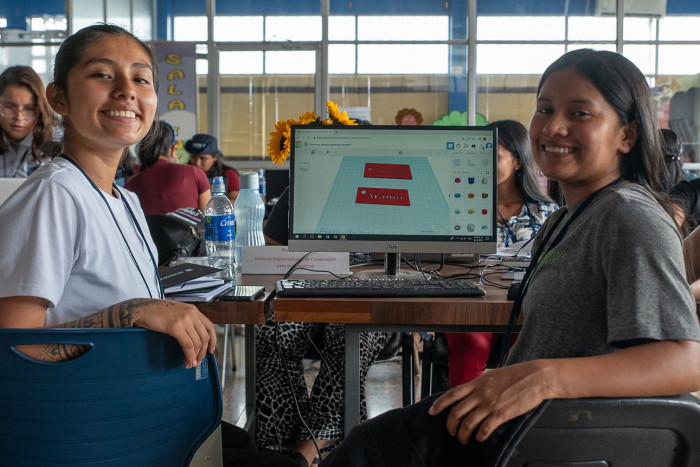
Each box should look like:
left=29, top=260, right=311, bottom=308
left=125, top=159, right=210, bottom=215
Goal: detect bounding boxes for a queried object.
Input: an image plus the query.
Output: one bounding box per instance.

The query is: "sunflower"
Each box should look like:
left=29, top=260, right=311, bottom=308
left=267, top=119, right=292, bottom=166
left=325, top=100, right=357, bottom=126
left=267, top=101, right=357, bottom=165
left=297, top=111, right=319, bottom=125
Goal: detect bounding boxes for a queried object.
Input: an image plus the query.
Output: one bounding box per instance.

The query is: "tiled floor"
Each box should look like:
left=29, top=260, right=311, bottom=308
left=214, top=325, right=408, bottom=428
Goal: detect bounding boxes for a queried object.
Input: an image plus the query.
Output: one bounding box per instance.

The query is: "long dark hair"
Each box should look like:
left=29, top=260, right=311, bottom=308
left=660, top=128, right=684, bottom=192
left=537, top=49, right=671, bottom=214
left=205, top=154, right=237, bottom=180
left=0, top=66, right=55, bottom=162
left=138, top=121, right=174, bottom=170
left=51, top=23, right=160, bottom=149
left=487, top=119, right=552, bottom=204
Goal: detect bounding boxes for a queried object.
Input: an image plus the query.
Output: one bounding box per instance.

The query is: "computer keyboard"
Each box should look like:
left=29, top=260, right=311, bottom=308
left=274, top=278, right=485, bottom=298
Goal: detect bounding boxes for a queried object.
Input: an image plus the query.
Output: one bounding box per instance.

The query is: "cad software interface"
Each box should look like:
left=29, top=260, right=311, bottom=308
left=290, top=125, right=496, bottom=244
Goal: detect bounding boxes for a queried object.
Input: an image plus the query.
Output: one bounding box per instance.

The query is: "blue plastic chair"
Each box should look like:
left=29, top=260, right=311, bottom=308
left=0, top=328, right=222, bottom=467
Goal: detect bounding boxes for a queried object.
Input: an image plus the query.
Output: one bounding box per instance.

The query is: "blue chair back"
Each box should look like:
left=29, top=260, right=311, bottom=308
left=0, top=328, right=222, bottom=467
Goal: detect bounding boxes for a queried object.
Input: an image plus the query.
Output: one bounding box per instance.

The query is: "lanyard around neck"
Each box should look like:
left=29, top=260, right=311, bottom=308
left=59, top=154, right=164, bottom=299
left=497, top=177, right=623, bottom=366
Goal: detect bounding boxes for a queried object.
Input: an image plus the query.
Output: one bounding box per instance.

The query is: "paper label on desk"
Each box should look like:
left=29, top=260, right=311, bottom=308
left=240, top=246, right=349, bottom=275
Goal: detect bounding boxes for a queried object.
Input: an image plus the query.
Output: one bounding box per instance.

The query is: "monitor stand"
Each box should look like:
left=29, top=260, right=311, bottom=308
left=354, top=253, right=426, bottom=280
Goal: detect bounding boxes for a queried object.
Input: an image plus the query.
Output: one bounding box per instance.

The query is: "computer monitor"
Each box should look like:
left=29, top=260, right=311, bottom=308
left=288, top=124, right=498, bottom=276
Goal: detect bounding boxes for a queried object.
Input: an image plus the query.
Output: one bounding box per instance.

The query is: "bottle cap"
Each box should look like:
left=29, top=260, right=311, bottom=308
left=212, top=176, right=226, bottom=194
left=240, top=172, right=259, bottom=190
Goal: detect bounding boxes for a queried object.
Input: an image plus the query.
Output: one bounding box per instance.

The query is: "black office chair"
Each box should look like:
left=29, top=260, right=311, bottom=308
left=492, top=394, right=700, bottom=467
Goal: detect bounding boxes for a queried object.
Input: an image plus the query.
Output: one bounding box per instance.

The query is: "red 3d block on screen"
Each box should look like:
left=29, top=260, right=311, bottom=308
left=356, top=187, right=411, bottom=206
left=364, top=163, right=413, bottom=180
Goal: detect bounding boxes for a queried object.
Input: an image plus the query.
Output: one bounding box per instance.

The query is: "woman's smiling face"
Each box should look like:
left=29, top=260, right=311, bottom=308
left=54, top=34, right=157, bottom=155
left=529, top=67, right=636, bottom=203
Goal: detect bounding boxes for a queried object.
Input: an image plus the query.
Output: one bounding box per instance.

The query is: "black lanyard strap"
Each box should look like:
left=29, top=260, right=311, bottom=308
left=58, top=154, right=164, bottom=299
left=498, top=178, right=623, bottom=366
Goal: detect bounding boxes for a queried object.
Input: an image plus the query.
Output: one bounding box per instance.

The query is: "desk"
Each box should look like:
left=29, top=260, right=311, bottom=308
left=195, top=274, right=278, bottom=420
left=273, top=272, right=517, bottom=434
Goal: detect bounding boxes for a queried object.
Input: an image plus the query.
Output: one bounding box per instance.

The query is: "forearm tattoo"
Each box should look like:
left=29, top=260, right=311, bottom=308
left=32, top=299, right=161, bottom=363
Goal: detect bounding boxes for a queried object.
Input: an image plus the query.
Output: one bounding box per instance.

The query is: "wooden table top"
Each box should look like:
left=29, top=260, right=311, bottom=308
left=195, top=263, right=518, bottom=328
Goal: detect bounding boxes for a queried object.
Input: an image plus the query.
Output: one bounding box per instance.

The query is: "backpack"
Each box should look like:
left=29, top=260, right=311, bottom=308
left=145, top=207, right=206, bottom=266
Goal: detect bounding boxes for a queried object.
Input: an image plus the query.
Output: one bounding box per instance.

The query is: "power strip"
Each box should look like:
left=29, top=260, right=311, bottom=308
left=501, top=257, right=531, bottom=268
left=502, top=271, right=525, bottom=280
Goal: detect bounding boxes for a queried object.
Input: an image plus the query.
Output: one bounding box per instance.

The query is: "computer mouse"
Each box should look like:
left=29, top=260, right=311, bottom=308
left=507, top=281, right=522, bottom=300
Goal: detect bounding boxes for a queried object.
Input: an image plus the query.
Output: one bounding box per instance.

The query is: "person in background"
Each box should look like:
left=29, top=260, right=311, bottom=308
left=660, top=128, right=685, bottom=192
left=666, top=129, right=700, bottom=232
left=126, top=121, right=211, bottom=214
left=394, top=107, right=423, bottom=126
left=0, top=66, right=56, bottom=177
left=322, top=48, right=700, bottom=467
left=444, top=119, right=558, bottom=388
left=256, top=182, right=390, bottom=467
left=185, top=133, right=240, bottom=203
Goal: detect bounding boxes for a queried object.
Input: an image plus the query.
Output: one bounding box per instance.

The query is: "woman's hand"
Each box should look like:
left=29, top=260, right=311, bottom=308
left=429, top=360, right=553, bottom=444
left=122, top=299, right=217, bottom=369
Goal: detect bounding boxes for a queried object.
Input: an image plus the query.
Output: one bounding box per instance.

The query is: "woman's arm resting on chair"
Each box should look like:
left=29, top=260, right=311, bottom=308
left=0, top=296, right=216, bottom=367
left=430, top=339, right=700, bottom=444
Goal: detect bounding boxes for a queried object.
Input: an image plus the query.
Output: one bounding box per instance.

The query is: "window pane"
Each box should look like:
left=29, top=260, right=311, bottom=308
left=329, top=16, right=355, bottom=40
left=330, top=75, right=449, bottom=126
left=477, top=44, right=565, bottom=74
left=133, top=0, right=152, bottom=41
left=215, top=16, right=263, bottom=42
left=174, top=16, right=207, bottom=41
left=477, top=74, right=539, bottom=127
left=220, top=51, right=263, bottom=74
left=623, top=17, right=658, bottom=41
left=568, top=16, right=615, bottom=41
left=477, top=16, right=565, bottom=41
left=659, top=16, right=700, bottom=41
left=265, top=50, right=316, bottom=74
left=358, top=16, right=448, bottom=41
left=567, top=43, right=617, bottom=53
left=358, top=44, right=447, bottom=74
left=623, top=44, right=656, bottom=75
left=217, top=75, right=314, bottom=159
left=265, top=16, right=321, bottom=41
left=196, top=58, right=208, bottom=75
left=0, top=45, right=58, bottom=85
left=329, top=44, right=356, bottom=74
left=658, top=45, right=700, bottom=75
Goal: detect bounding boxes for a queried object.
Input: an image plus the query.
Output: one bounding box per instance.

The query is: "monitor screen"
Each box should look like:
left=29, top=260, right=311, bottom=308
left=288, top=124, right=498, bottom=259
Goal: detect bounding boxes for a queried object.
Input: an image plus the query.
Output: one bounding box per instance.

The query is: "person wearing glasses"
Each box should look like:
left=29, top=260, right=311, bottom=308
left=185, top=133, right=240, bottom=203
left=0, top=66, right=56, bottom=178
left=125, top=121, right=211, bottom=215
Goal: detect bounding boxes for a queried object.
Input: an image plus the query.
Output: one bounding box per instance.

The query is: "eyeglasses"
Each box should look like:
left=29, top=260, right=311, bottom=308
left=0, top=103, right=39, bottom=121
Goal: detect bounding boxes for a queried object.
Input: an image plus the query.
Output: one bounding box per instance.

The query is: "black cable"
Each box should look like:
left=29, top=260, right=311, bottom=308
left=283, top=251, right=316, bottom=279
left=274, top=321, right=323, bottom=462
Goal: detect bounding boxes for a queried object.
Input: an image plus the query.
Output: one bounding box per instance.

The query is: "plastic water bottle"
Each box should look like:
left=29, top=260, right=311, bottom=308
left=257, top=168, right=267, bottom=203
left=233, top=172, right=266, bottom=271
left=204, top=176, right=235, bottom=280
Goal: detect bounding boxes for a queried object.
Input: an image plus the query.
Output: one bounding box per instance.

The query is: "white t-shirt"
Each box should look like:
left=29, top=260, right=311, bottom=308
left=0, top=157, right=161, bottom=326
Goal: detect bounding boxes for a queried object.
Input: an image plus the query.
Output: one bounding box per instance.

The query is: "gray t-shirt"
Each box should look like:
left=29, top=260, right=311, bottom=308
left=507, top=182, right=700, bottom=364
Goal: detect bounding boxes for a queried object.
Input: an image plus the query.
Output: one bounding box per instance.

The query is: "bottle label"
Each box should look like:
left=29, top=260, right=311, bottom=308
left=205, top=214, right=235, bottom=241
